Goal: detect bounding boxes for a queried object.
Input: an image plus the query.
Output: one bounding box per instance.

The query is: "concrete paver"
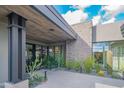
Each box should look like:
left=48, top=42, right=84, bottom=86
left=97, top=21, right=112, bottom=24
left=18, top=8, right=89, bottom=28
left=36, top=70, right=124, bottom=88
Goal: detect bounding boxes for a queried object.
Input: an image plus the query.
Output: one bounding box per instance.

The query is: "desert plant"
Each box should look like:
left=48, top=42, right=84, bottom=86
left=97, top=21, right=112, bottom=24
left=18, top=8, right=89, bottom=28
left=66, top=61, right=74, bottom=70
left=66, top=60, right=81, bottom=71
left=94, top=52, right=103, bottom=64
left=120, top=64, right=124, bottom=79
left=26, top=58, right=42, bottom=80
left=29, top=73, right=44, bottom=87
left=111, top=71, right=122, bottom=79
left=33, top=74, right=44, bottom=82
left=83, top=56, right=94, bottom=73
left=94, top=63, right=101, bottom=73
left=26, top=58, right=44, bottom=87
left=60, top=56, right=65, bottom=68
left=55, top=53, right=65, bottom=68
left=42, top=53, right=65, bottom=69
left=73, top=62, right=81, bottom=71
left=106, top=64, right=112, bottom=75
left=97, top=70, right=104, bottom=77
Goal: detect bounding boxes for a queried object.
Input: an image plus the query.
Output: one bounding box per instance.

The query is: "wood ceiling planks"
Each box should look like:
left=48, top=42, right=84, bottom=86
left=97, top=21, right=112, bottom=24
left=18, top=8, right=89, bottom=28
left=0, top=5, right=72, bottom=43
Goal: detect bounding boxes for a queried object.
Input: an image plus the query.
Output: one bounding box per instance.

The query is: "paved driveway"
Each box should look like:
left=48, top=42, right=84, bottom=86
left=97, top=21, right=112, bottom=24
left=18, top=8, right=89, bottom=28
left=36, top=70, right=124, bottom=88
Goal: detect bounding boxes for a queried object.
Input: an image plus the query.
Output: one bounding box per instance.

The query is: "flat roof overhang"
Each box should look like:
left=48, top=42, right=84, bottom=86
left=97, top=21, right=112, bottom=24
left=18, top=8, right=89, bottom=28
left=0, top=5, right=77, bottom=43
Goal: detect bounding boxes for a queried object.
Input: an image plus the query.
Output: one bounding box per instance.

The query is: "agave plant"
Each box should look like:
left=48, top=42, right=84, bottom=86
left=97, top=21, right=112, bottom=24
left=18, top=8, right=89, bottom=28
left=26, top=57, right=42, bottom=80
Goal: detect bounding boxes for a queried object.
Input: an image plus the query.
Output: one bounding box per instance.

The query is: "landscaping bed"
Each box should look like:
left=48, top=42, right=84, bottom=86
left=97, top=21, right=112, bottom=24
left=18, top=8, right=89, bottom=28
left=64, top=56, right=124, bottom=80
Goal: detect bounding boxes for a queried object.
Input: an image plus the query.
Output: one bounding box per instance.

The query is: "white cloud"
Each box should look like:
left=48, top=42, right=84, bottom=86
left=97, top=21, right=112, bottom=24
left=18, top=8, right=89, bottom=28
left=92, top=15, right=101, bottom=26
left=62, top=10, right=88, bottom=25
left=93, top=5, right=124, bottom=25
left=103, top=5, right=120, bottom=11
left=62, top=5, right=124, bottom=26
left=72, top=5, right=89, bottom=10
left=102, top=17, right=115, bottom=24
left=102, top=5, right=124, bottom=17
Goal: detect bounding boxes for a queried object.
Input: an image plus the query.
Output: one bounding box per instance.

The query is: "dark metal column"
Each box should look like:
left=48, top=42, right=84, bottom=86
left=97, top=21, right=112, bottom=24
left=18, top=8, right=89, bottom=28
left=32, top=44, right=36, bottom=62
left=8, top=12, right=26, bottom=83
left=21, top=19, right=26, bottom=80
left=53, top=46, right=55, bottom=59
left=47, top=46, right=49, bottom=56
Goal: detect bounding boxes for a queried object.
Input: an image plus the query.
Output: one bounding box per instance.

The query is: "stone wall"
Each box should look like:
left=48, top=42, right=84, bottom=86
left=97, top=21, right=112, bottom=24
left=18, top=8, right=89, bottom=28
left=66, top=21, right=92, bottom=61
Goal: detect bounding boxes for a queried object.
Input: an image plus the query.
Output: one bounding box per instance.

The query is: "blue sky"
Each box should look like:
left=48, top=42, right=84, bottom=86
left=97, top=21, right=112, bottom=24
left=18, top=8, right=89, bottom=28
left=54, top=5, right=124, bottom=51
left=54, top=5, right=102, bottom=20
left=54, top=5, right=124, bottom=25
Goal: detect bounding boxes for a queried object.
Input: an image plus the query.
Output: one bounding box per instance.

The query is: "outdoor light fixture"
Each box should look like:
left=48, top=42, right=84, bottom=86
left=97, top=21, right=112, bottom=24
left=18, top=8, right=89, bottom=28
left=49, top=28, right=54, bottom=31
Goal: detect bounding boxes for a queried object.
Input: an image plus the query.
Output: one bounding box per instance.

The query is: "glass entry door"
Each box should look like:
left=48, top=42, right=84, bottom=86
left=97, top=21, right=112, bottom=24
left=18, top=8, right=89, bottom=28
left=112, top=47, right=119, bottom=71
left=112, top=46, right=124, bottom=71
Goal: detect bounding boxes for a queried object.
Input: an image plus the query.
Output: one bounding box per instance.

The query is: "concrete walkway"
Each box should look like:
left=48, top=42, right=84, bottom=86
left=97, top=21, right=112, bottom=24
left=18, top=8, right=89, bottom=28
left=36, top=70, right=124, bottom=88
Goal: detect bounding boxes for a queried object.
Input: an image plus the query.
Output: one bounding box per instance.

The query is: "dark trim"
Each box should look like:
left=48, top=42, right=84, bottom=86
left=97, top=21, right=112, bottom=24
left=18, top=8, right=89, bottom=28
left=92, top=39, right=124, bottom=43
left=32, top=44, right=36, bottom=61
left=53, top=46, right=55, bottom=59
left=47, top=46, right=49, bottom=56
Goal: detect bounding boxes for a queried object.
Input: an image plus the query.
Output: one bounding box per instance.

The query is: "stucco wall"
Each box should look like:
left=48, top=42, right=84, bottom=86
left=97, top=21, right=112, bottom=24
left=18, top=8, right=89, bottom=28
left=66, top=22, right=92, bottom=61
left=93, top=21, right=124, bottom=42
left=0, top=22, right=8, bottom=83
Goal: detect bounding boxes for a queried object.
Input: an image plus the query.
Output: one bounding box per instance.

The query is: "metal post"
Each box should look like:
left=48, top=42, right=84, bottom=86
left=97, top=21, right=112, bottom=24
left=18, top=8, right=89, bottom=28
left=44, top=70, right=47, bottom=81
left=8, top=12, right=26, bottom=83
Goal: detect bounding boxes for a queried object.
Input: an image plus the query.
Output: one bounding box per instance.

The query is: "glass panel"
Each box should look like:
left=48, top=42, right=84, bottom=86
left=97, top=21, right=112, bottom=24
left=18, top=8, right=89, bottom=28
left=26, top=44, right=65, bottom=69
left=42, top=46, right=47, bottom=57
left=41, top=46, right=48, bottom=68
left=36, top=45, right=42, bottom=62
left=49, top=46, right=54, bottom=55
left=26, top=44, right=33, bottom=63
left=119, top=47, right=124, bottom=71
left=36, top=45, right=41, bottom=59
left=93, top=42, right=110, bottom=67
left=60, top=45, right=65, bottom=67
left=55, top=46, right=61, bottom=67
left=112, top=47, right=119, bottom=71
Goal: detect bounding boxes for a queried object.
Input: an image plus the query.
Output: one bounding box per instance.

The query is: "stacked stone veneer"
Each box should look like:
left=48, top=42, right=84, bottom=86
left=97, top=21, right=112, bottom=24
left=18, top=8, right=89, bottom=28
left=66, top=21, right=92, bottom=61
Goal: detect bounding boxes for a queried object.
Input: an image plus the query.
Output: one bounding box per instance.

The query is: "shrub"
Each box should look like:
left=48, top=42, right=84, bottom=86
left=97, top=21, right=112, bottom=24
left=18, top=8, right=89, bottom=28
left=42, top=54, right=58, bottom=69
left=42, top=53, right=65, bottom=69
left=26, top=58, right=45, bottom=87
left=29, top=73, right=44, bottom=87
left=73, top=61, right=81, bottom=71
left=94, top=63, right=101, bottom=73
left=106, top=64, right=112, bottom=75
left=66, top=60, right=81, bottom=71
left=111, top=71, right=122, bottom=79
left=83, top=56, right=94, bottom=73
left=66, top=61, right=73, bottom=70
left=97, top=70, right=104, bottom=77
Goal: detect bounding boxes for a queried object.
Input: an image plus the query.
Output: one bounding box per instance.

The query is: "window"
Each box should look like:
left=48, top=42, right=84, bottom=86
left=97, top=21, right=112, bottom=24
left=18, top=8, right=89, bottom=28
left=26, top=44, right=33, bottom=63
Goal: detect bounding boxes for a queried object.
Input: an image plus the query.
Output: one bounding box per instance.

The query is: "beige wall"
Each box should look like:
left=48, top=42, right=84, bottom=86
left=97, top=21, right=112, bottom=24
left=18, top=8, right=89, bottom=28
left=0, top=22, right=8, bottom=83
left=93, top=21, right=124, bottom=42
left=66, top=22, right=92, bottom=61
